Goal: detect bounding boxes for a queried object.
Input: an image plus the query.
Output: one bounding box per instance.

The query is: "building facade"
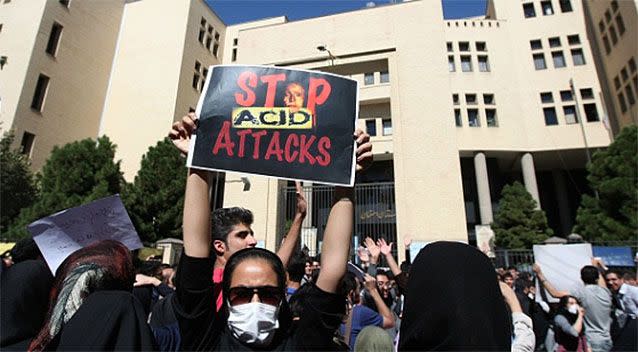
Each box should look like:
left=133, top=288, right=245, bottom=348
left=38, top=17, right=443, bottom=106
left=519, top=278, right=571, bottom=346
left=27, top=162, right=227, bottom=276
left=1, top=0, right=631, bottom=259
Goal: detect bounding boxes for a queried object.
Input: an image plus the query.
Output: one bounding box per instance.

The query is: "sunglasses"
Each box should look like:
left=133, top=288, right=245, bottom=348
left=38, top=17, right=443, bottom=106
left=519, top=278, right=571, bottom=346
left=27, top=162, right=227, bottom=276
left=228, top=285, right=283, bottom=307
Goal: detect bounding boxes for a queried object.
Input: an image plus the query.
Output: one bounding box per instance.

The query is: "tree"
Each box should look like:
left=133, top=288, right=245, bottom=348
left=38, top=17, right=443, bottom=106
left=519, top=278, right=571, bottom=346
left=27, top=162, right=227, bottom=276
left=0, top=132, right=37, bottom=234
left=574, top=126, right=637, bottom=242
left=122, top=138, right=186, bottom=244
left=5, top=136, right=124, bottom=240
left=492, top=181, right=553, bottom=249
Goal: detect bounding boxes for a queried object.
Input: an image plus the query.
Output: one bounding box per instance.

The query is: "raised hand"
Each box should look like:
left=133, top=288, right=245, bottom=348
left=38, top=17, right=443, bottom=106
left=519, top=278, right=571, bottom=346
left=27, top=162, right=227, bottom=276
left=294, top=181, right=308, bottom=217
left=364, top=237, right=380, bottom=264
left=404, top=236, right=412, bottom=249
left=354, top=129, right=372, bottom=173
left=378, top=238, right=394, bottom=256
left=363, top=273, right=378, bottom=292
left=168, top=112, right=197, bottom=155
left=357, top=246, right=370, bottom=263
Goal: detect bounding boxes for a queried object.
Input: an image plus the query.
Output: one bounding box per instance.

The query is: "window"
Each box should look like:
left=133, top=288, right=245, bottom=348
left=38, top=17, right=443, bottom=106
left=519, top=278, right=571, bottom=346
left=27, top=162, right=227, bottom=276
left=380, top=71, right=389, bottom=83
left=198, top=28, right=205, bottom=43
left=543, top=107, right=558, bottom=125
left=523, top=3, right=536, bottom=18
left=201, top=17, right=206, bottom=27
left=476, top=42, right=486, bottom=51
left=605, top=10, right=612, bottom=23
left=207, top=25, right=213, bottom=34
left=364, top=73, right=374, bottom=85
left=467, top=109, right=480, bottom=127
left=382, top=119, right=392, bottom=136
left=541, top=1, right=554, bottom=15
left=453, top=94, right=459, bottom=105
left=530, top=39, right=542, bottom=50
left=540, top=92, right=554, bottom=103
left=212, top=43, right=219, bottom=56
left=454, top=109, right=462, bottom=127
left=446, top=42, right=453, bottom=52
left=559, top=0, right=572, bottom=13
left=618, top=92, right=628, bottom=113
left=31, top=74, right=50, bottom=111
left=483, top=94, right=495, bottom=105
left=609, top=25, right=618, bottom=45
left=599, top=20, right=605, bottom=33
left=459, top=42, right=470, bottom=51
left=365, top=120, right=377, bottom=136
left=614, top=76, right=621, bottom=90
left=533, top=53, right=547, bottom=70
left=625, top=85, right=636, bottom=106
left=621, top=68, right=628, bottom=81
left=552, top=51, right=566, bottom=68
left=478, top=56, right=490, bottom=72
left=46, top=22, right=63, bottom=56
left=629, top=58, right=636, bottom=73
left=611, top=0, right=618, bottom=11
left=461, top=55, right=472, bottom=72
left=560, top=90, right=573, bottom=101
left=583, top=103, right=599, bottom=121
left=233, top=38, right=238, bottom=46
left=615, top=15, right=625, bottom=35
left=232, top=48, right=237, bottom=62
left=549, top=37, right=561, bottom=48
left=20, top=132, right=35, bottom=156
left=202, top=68, right=208, bottom=80
left=580, top=88, right=594, bottom=99
left=485, top=109, right=497, bottom=127
left=465, top=94, right=477, bottom=104
left=567, top=34, right=580, bottom=45
left=59, top=0, right=70, bottom=8
left=602, top=35, right=611, bottom=54
left=192, top=74, right=200, bottom=90
left=448, top=56, right=456, bottom=72
left=563, top=105, right=577, bottom=124
left=571, top=49, right=585, bottom=65
left=205, top=36, right=212, bottom=49
left=195, top=61, right=201, bottom=71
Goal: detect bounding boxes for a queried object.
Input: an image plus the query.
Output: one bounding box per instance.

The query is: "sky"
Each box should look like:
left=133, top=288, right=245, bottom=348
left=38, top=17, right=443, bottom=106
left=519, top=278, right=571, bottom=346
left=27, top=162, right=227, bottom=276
left=206, top=0, right=488, bottom=25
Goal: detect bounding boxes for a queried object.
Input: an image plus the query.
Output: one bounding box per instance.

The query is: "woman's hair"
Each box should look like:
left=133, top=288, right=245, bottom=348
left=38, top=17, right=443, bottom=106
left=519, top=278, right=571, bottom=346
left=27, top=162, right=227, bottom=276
left=222, top=247, right=286, bottom=301
left=354, top=326, right=394, bottom=352
left=29, top=240, right=133, bottom=351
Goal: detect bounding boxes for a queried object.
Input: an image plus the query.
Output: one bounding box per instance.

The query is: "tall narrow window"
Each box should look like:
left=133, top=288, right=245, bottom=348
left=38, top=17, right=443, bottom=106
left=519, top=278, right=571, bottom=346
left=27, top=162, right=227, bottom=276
left=448, top=56, right=456, bottom=72
left=380, top=71, right=389, bottom=83
left=198, top=28, right=205, bottom=43
left=563, top=105, right=577, bottom=124
left=543, top=107, right=558, bottom=125
left=460, top=55, right=472, bottom=72
left=446, top=42, right=453, bottom=52
left=454, top=109, right=462, bottom=127
left=609, top=25, right=618, bottom=45
left=583, top=103, right=599, bottom=121
left=552, top=51, right=566, bottom=68
left=541, top=0, right=554, bottom=15
left=212, top=43, right=219, bottom=57
left=232, top=48, right=237, bottom=62
left=628, top=58, right=636, bottom=73
left=364, top=73, right=374, bottom=85
left=615, top=14, right=625, bottom=35
left=382, top=119, right=392, bottom=136
left=46, top=22, right=63, bottom=56
left=365, top=120, right=377, bottom=136
left=31, top=74, right=50, bottom=111
left=559, top=0, right=572, bottom=13
left=453, top=94, right=459, bottom=105
left=485, top=109, right=497, bottom=127
left=478, top=55, right=490, bottom=72
left=602, top=35, right=611, bottom=54
left=20, top=132, right=35, bottom=156
left=533, top=53, right=547, bottom=70
left=625, top=85, right=636, bottom=106
left=611, top=0, right=618, bottom=11
left=523, top=3, right=536, bottom=18
left=614, top=76, right=621, bottom=90
left=467, top=109, right=480, bottom=127
left=205, top=36, right=212, bottom=49
left=571, top=49, right=585, bottom=65
left=617, top=92, right=628, bottom=113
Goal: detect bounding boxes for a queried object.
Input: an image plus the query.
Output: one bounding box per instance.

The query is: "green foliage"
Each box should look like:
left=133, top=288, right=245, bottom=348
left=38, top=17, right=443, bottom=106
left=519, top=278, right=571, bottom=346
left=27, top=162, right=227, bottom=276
left=574, top=126, right=637, bottom=242
left=492, top=181, right=552, bottom=249
left=5, top=136, right=124, bottom=240
left=0, top=132, right=37, bottom=234
left=122, top=138, right=186, bottom=244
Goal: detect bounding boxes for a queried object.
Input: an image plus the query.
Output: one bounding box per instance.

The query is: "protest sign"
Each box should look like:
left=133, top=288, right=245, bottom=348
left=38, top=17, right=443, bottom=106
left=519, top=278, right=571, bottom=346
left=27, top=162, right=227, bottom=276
left=188, top=65, right=359, bottom=186
left=533, top=243, right=592, bottom=303
left=28, top=195, right=143, bottom=274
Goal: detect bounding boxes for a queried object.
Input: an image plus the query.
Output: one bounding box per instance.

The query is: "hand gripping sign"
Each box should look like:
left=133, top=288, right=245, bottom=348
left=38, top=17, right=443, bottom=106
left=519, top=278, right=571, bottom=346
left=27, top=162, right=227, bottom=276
left=187, top=65, right=359, bottom=186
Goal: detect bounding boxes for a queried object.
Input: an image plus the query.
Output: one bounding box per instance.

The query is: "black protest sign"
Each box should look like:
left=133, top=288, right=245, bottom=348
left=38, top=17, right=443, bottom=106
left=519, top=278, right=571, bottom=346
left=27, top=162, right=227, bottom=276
left=187, top=65, right=358, bottom=186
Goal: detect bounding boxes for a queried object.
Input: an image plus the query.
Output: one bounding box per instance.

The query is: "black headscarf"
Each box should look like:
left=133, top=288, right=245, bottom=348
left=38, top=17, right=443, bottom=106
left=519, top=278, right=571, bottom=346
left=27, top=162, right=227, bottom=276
left=399, top=241, right=511, bottom=351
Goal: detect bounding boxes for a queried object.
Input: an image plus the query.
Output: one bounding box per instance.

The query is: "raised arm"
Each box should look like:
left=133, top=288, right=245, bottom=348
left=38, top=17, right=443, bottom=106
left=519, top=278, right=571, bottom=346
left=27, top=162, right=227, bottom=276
left=591, top=258, right=608, bottom=288
left=316, top=130, right=371, bottom=293
left=276, top=181, right=307, bottom=267
left=533, top=263, right=569, bottom=298
left=364, top=274, right=395, bottom=329
left=379, top=238, right=401, bottom=276
left=169, top=113, right=211, bottom=258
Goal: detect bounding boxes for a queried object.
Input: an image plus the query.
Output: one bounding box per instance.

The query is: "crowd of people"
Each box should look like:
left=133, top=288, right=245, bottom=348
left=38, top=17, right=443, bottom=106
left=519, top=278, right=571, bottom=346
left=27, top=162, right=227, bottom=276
left=0, top=113, right=636, bottom=351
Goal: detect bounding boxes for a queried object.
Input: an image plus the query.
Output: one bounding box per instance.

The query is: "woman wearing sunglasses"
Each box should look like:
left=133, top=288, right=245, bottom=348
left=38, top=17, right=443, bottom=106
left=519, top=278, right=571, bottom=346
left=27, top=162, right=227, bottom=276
left=168, top=114, right=373, bottom=350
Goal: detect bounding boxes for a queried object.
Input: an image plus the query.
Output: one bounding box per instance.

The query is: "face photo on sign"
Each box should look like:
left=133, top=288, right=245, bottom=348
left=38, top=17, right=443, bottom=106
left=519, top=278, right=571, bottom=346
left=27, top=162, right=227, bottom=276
left=284, top=83, right=305, bottom=113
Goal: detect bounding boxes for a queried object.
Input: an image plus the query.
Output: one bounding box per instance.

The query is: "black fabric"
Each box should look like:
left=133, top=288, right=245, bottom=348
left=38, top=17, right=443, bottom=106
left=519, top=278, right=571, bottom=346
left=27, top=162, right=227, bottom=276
left=399, top=241, right=511, bottom=351
left=173, top=253, right=345, bottom=351
left=0, top=259, right=53, bottom=349
left=530, top=302, right=551, bottom=350
left=45, top=291, right=156, bottom=351
left=150, top=294, right=181, bottom=352
left=554, top=311, right=580, bottom=351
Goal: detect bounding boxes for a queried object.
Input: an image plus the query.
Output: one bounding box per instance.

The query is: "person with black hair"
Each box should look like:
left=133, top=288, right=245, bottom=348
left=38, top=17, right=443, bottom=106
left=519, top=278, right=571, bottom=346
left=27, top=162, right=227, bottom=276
left=285, top=254, right=307, bottom=300
left=167, top=112, right=372, bottom=350
left=534, top=259, right=613, bottom=352
left=553, top=295, right=587, bottom=352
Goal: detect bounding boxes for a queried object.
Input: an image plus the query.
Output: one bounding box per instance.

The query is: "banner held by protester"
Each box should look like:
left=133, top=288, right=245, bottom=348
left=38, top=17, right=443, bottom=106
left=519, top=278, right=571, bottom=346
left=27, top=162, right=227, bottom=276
left=187, top=65, right=359, bottom=186
left=28, top=194, right=143, bottom=274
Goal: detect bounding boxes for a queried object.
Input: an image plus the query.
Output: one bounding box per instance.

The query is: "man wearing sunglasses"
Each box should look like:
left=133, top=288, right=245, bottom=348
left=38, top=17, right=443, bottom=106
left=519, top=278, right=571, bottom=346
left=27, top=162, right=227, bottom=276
left=168, top=113, right=372, bottom=350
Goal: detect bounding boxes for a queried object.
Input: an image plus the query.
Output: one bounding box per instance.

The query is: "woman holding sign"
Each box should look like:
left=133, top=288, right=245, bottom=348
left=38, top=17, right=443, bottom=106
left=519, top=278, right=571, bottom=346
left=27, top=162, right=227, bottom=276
left=168, top=112, right=372, bottom=350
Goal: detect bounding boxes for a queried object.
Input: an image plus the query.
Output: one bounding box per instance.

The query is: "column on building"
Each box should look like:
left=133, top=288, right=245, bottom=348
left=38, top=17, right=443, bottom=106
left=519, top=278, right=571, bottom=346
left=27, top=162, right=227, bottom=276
left=521, top=153, right=541, bottom=209
left=552, top=169, right=572, bottom=235
left=473, top=152, right=493, bottom=225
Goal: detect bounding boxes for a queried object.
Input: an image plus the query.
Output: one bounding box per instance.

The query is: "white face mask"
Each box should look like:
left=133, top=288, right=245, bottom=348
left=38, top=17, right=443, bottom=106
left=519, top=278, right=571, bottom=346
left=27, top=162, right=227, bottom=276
left=227, top=302, right=279, bottom=346
left=527, top=293, right=535, bottom=300
left=568, top=304, right=579, bottom=315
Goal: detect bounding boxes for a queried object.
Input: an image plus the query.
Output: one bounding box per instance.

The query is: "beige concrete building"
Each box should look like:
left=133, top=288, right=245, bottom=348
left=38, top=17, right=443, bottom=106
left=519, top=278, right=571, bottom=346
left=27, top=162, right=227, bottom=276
left=1, top=0, right=628, bottom=258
